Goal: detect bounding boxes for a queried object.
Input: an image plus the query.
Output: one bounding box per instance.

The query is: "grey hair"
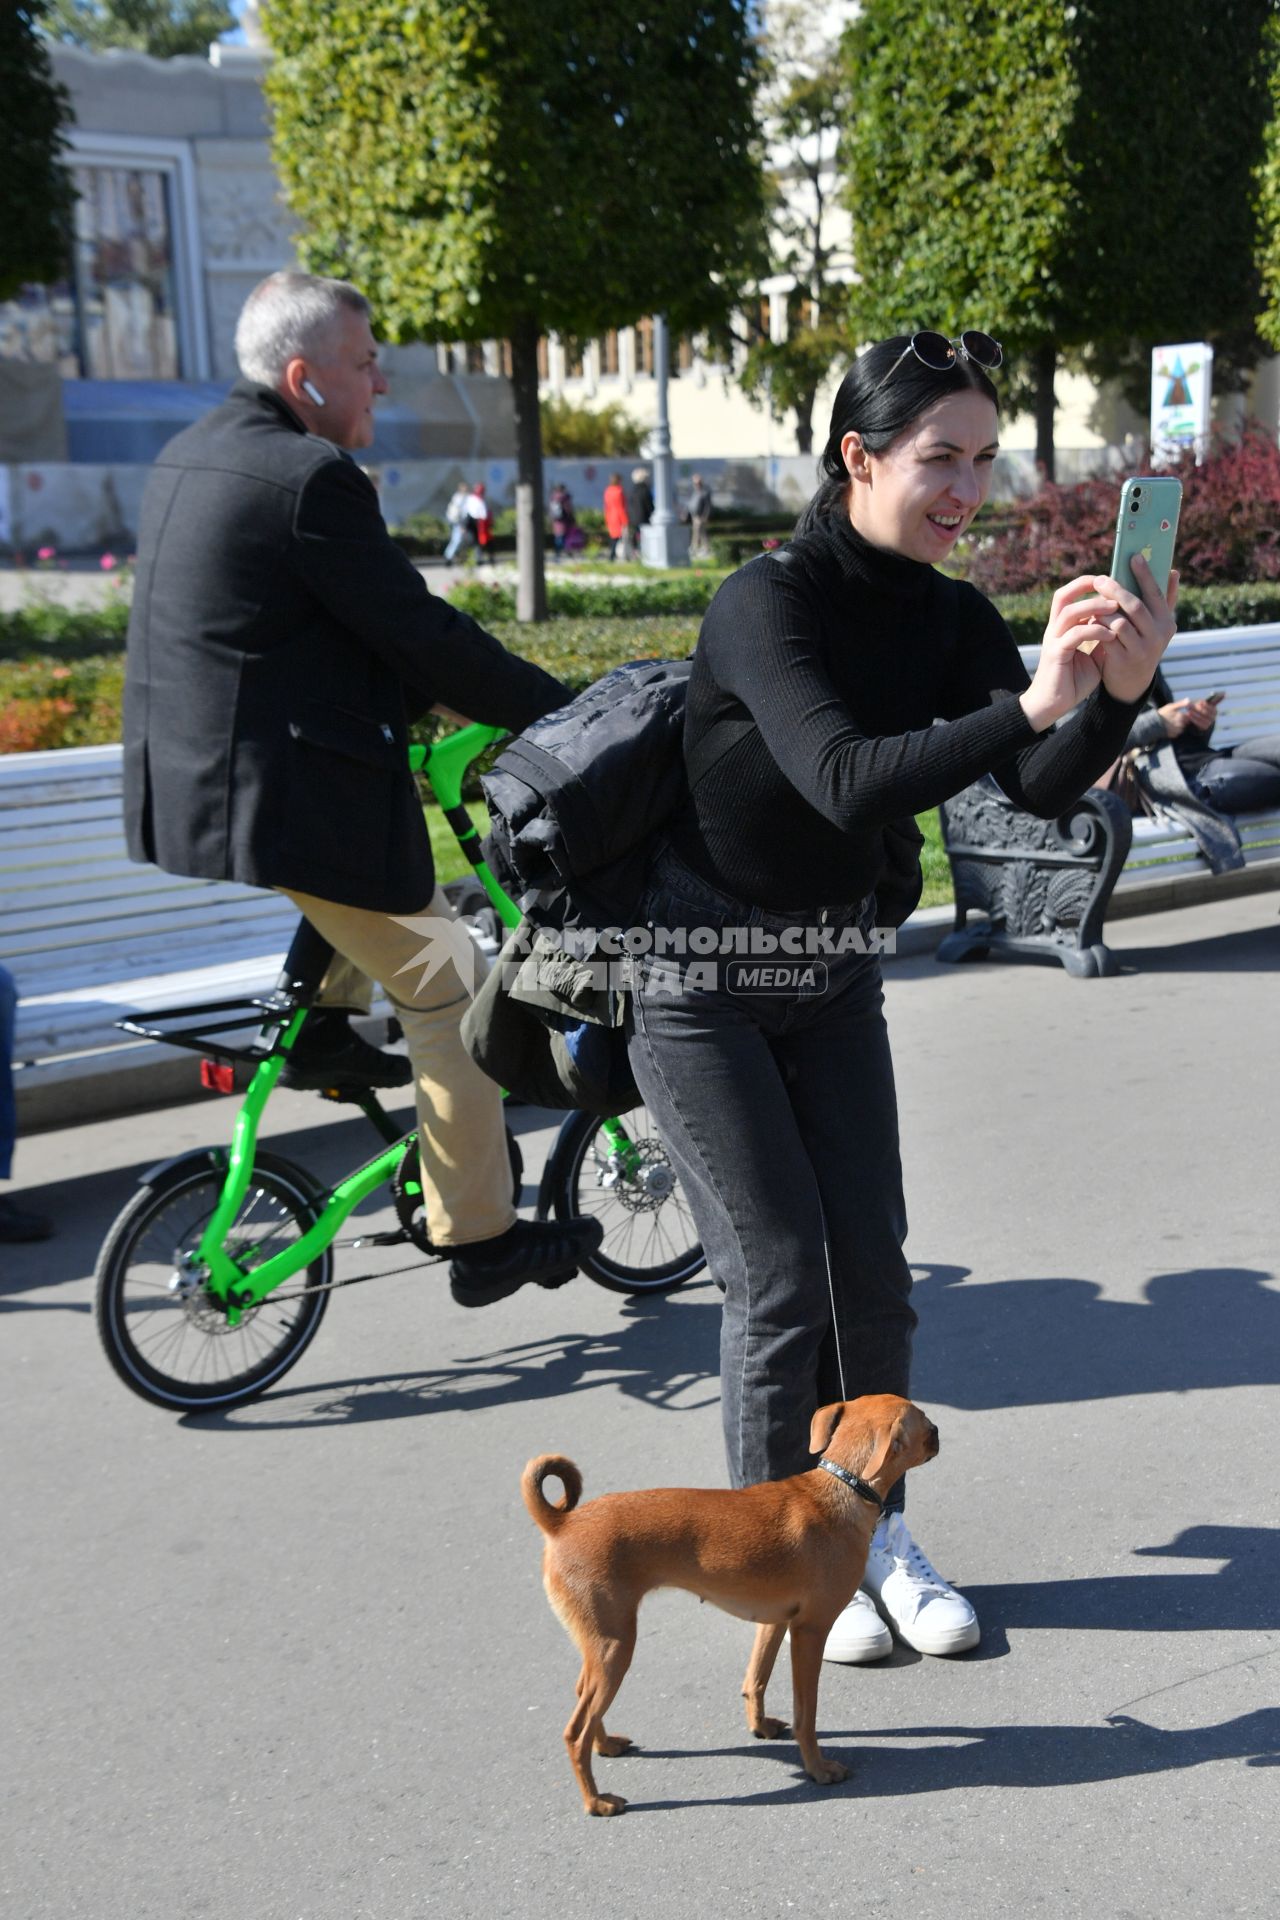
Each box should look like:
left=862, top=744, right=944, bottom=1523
left=234, top=269, right=370, bottom=386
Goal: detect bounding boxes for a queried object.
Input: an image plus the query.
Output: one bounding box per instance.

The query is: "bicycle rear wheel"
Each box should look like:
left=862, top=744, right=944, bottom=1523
left=550, top=1103, right=704, bottom=1295
left=95, top=1150, right=332, bottom=1413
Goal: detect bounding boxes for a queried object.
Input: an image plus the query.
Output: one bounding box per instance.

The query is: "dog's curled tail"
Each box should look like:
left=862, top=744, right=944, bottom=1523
left=522, top=1454, right=583, bottom=1533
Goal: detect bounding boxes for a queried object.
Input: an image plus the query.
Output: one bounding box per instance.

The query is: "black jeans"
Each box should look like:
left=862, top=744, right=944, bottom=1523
left=1190, top=734, right=1280, bottom=814
left=626, top=846, right=916, bottom=1500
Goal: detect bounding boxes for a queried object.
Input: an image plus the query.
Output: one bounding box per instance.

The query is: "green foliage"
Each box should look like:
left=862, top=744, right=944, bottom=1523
left=843, top=1, right=1275, bottom=455
left=447, top=575, right=723, bottom=622
left=261, top=2, right=766, bottom=346
left=1257, top=8, right=1280, bottom=348
left=539, top=394, right=644, bottom=458
left=843, top=1, right=1076, bottom=356
left=42, top=0, right=235, bottom=56
left=0, top=3, right=76, bottom=298
left=0, top=592, right=130, bottom=662
left=0, top=615, right=707, bottom=751
left=262, top=1, right=765, bottom=620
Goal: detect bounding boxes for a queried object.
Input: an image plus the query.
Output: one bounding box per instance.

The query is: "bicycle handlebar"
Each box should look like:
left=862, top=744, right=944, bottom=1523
left=409, top=722, right=518, bottom=930
left=407, top=721, right=507, bottom=813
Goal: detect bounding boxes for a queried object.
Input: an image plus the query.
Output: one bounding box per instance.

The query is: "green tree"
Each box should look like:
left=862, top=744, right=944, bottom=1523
left=843, top=0, right=1275, bottom=479
left=262, top=1, right=766, bottom=618
left=42, top=1, right=235, bottom=56
left=0, top=4, right=76, bottom=301
left=736, top=3, right=855, bottom=455
left=1255, top=9, right=1280, bottom=349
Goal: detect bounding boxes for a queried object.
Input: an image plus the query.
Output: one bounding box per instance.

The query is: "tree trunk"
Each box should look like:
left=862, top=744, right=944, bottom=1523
left=1033, top=341, right=1056, bottom=485
left=793, top=386, right=816, bottom=457
left=508, top=315, right=547, bottom=623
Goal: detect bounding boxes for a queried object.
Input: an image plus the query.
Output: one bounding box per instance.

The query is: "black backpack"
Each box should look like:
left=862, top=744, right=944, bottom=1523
left=481, top=657, right=752, bottom=929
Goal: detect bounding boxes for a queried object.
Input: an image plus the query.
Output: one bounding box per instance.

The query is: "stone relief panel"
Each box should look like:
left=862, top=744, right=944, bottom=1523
left=196, top=154, right=297, bottom=267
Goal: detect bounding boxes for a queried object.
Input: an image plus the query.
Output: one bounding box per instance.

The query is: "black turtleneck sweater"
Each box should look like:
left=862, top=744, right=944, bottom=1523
left=670, top=513, right=1148, bottom=910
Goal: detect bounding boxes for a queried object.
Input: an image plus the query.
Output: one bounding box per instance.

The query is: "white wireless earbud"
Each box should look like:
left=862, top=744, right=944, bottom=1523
left=301, top=379, right=326, bottom=406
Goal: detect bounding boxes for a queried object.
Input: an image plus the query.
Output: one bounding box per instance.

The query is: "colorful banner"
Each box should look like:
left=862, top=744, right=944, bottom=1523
left=1150, top=343, right=1213, bottom=457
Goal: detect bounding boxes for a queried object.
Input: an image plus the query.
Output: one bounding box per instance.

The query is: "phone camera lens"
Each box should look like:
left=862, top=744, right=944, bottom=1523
left=1131, top=486, right=1142, bottom=502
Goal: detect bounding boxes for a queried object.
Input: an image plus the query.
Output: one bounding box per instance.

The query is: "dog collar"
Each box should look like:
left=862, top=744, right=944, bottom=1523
left=819, top=1459, right=886, bottom=1514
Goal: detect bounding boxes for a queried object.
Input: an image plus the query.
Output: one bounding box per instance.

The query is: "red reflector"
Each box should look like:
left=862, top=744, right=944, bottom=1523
left=200, top=1059, right=235, bottom=1094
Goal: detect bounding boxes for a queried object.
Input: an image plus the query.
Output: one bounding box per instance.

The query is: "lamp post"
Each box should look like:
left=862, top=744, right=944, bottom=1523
left=640, top=312, right=690, bottom=568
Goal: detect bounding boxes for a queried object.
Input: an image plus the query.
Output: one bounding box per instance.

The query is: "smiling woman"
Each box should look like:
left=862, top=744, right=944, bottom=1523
left=622, top=331, right=1180, bottom=1670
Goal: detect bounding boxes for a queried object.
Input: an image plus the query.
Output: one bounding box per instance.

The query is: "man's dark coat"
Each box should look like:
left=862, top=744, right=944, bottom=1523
left=123, top=380, right=566, bottom=912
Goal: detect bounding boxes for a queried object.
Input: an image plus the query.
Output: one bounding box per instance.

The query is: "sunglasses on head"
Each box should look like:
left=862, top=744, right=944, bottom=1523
left=873, top=330, right=1003, bottom=393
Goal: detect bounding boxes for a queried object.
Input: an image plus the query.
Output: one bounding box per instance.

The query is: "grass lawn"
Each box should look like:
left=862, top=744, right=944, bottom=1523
left=427, top=798, right=953, bottom=908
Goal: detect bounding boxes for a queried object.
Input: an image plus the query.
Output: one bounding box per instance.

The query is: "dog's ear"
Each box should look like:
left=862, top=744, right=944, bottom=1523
left=809, top=1402, right=845, bottom=1456
left=859, top=1411, right=908, bottom=1484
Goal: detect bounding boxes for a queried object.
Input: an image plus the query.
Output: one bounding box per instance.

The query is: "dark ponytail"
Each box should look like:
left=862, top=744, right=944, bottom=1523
left=794, top=336, right=1000, bottom=537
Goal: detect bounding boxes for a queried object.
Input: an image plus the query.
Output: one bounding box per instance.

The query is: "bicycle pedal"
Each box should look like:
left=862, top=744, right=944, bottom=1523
left=349, top=1227, right=413, bottom=1248
left=536, top=1266, right=577, bottom=1289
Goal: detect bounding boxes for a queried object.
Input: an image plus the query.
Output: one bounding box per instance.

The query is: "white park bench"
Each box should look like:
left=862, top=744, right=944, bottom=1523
left=2, top=744, right=302, bottom=1126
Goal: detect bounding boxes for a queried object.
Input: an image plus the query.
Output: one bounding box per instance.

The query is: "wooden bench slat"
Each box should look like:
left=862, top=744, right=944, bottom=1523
left=0, top=799, right=127, bottom=835
left=0, top=856, right=169, bottom=895
left=3, top=899, right=297, bottom=967
left=1, top=884, right=290, bottom=937
left=0, top=821, right=141, bottom=860
left=15, top=913, right=293, bottom=974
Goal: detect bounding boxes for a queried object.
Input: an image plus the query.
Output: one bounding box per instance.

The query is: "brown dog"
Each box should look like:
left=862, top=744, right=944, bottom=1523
left=522, top=1393, right=940, bottom=1814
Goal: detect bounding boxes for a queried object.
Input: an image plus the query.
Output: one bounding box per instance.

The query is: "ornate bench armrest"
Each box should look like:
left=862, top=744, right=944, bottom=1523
left=937, top=776, right=1134, bottom=977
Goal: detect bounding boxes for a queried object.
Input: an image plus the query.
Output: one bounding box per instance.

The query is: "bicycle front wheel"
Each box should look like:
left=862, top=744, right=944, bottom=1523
left=95, top=1150, right=332, bottom=1413
left=550, top=1104, right=704, bottom=1295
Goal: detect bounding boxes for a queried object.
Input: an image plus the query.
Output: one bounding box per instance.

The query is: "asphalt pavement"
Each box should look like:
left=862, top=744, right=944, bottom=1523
left=3, top=890, right=1278, bottom=1920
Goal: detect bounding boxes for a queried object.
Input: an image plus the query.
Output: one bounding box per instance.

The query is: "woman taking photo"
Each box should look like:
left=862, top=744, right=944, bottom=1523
left=625, top=333, right=1176, bottom=1664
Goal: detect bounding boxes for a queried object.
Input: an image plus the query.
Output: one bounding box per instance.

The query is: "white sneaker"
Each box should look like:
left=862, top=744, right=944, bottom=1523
left=862, top=1511, right=980, bottom=1656
left=821, top=1587, right=893, bottom=1664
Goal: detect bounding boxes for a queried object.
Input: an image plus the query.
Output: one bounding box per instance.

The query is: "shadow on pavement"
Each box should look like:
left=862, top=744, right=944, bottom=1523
left=966, top=1524, right=1280, bottom=1638
left=182, top=1282, right=724, bottom=1431
left=606, top=1703, right=1280, bottom=1813
left=1112, top=918, right=1279, bottom=976
left=909, top=1261, right=1280, bottom=1407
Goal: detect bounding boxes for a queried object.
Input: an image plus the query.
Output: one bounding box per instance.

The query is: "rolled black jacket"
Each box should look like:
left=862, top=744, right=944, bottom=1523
left=123, top=380, right=568, bottom=912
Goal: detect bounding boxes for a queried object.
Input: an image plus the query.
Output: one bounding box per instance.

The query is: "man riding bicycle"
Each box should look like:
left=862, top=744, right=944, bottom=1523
left=122, top=269, right=599, bottom=1306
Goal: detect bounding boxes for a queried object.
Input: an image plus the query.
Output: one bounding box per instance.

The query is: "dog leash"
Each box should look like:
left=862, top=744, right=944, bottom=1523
left=818, top=1459, right=886, bottom=1514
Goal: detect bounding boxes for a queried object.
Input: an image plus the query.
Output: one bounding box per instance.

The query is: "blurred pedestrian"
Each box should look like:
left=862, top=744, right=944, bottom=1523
left=549, top=482, right=576, bottom=563
left=627, top=466, right=654, bottom=560
left=603, top=472, right=629, bottom=561
left=443, top=481, right=472, bottom=563
left=688, top=472, right=712, bottom=561
left=467, top=482, right=495, bottom=567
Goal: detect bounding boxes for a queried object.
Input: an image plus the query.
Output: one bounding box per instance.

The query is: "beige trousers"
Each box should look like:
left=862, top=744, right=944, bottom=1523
left=280, top=886, right=516, bottom=1248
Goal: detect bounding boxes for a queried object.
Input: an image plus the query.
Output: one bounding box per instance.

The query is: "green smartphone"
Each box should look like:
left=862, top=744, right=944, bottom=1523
left=1110, top=476, right=1182, bottom=598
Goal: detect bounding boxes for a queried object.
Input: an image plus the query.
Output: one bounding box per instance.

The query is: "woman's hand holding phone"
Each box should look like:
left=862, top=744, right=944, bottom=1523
left=1020, top=559, right=1178, bottom=733
left=1020, top=576, right=1121, bottom=732
left=1090, top=554, right=1179, bottom=704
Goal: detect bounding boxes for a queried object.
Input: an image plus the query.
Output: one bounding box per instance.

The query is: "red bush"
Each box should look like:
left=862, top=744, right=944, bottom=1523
left=0, top=698, right=76, bottom=753
left=964, top=424, right=1280, bottom=595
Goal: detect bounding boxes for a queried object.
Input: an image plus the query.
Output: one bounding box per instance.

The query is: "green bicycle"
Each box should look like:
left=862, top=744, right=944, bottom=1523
left=93, top=723, right=704, bottom=1414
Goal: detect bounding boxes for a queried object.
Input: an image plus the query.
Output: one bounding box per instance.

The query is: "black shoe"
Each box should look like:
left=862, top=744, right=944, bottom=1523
left=281, top=1011, right=414, bottom=1092
left=448, top=1216, right=605, bottom=1307
left=0, top=1197, right=54, bottom=1244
